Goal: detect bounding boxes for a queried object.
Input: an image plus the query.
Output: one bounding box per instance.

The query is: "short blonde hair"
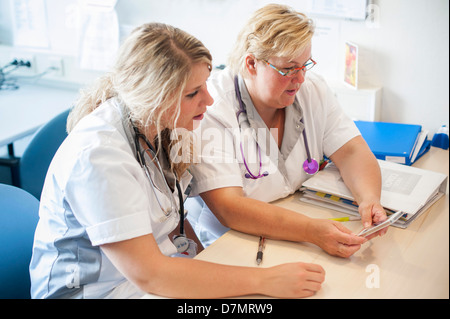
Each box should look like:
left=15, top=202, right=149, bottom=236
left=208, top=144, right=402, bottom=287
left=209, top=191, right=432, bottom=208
left=228, top=4, right=315, bottom=76
left=67, top=23, right=212, bottom=176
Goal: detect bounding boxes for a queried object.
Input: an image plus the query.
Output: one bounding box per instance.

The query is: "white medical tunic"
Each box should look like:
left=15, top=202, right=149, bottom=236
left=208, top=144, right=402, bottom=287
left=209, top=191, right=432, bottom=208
left=30, top=98, right=190, bottom=298
left=186, top=68, right=360, bottom=246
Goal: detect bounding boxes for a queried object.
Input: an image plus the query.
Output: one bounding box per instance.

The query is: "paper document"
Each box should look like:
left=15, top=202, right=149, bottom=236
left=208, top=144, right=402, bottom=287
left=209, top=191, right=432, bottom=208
left=410, top=130, right=429, bottom=163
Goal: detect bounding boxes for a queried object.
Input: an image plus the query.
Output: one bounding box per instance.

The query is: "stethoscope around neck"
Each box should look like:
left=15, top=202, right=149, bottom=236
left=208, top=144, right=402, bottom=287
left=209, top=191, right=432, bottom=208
left=132, top=125, right=190, bottom=253
left=234, top=76, right=319, bottom=178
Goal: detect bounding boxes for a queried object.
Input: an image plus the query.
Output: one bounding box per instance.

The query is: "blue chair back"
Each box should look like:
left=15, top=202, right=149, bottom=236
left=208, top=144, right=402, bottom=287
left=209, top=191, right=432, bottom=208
left=0, top=183, right=40, bottom=299
left=19, top=109, right=70, bottom=199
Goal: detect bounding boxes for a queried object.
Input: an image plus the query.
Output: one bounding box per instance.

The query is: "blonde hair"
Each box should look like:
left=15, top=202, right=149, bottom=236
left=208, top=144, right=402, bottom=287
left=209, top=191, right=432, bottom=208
left=228, top=4, right=315, bottom=76
left=67, top=23, right=212, bottom=176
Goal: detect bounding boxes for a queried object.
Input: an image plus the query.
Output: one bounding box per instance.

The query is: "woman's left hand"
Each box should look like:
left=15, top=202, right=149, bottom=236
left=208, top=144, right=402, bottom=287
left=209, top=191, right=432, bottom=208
left=358, top=201, right=388, bottom=239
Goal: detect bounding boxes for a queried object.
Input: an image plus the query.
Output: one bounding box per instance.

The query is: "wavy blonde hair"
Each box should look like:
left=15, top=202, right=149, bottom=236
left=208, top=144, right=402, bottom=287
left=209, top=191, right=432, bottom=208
left=228, top=4, right=315, bottom=76
left=67, top=23, right=212, bottom=177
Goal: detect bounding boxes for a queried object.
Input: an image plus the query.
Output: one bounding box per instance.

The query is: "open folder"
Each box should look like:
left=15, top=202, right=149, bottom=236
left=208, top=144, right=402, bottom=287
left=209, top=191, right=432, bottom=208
left=300, top=160, right=448, bottom=228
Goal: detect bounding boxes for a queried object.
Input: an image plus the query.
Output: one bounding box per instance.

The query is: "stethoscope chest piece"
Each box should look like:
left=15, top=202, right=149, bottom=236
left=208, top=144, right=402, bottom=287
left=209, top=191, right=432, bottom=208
left=302, top=158, right=319, bottom=175
left=173, top=235, right=190, bottom=253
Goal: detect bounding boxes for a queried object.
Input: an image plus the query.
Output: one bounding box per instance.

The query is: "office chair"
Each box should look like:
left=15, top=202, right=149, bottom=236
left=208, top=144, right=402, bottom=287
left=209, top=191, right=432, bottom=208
left=0, top=183, right=40, bottom=299
left=19, top=109, right=70, bottom=199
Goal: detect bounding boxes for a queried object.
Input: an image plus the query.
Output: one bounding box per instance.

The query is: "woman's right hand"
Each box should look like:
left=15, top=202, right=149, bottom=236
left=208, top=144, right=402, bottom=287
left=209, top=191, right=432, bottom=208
left=306, top=218, right=367, bottom=258
left=261, top=262, right=325, bottom=298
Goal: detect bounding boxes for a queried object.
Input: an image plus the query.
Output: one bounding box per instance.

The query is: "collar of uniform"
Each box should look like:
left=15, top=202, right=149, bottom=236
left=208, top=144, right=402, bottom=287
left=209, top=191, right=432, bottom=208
left=237, top=75, right=265, bottom=132
left=117, top=98, right=192, bottom=196
left=281, top=96, right=304, bottom=159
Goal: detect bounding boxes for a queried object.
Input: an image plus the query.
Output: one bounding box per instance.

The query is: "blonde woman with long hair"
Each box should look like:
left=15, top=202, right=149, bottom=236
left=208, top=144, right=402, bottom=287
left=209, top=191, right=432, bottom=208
left=30, top=22, right=324, bottom=299
left=187, top=4, right=387, bottom=256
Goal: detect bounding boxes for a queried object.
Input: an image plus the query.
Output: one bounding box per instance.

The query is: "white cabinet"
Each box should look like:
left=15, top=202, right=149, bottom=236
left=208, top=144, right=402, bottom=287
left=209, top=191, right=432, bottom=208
left=329, top=82, right=382, bottom=121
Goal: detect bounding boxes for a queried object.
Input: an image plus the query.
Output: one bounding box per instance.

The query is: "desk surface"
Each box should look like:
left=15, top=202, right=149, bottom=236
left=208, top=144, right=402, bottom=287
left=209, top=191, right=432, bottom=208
left=0, top=83, right=78, bottom=146
left=195, top=147, right=449, bottom=299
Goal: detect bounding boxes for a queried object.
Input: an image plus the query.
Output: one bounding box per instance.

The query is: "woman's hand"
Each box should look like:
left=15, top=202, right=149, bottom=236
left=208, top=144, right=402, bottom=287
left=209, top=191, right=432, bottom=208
left=306, top=218, right=367, bottom=258
left=358, top=200, right=388, bottom=239
left=261, top=262, right=325, bottom=298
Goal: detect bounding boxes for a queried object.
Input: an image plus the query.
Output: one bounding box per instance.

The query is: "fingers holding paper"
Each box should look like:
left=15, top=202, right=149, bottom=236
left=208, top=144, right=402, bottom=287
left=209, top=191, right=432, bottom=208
left=307, top=219, right=367, bottom=258
left=358, top=201, right=388, bottom=239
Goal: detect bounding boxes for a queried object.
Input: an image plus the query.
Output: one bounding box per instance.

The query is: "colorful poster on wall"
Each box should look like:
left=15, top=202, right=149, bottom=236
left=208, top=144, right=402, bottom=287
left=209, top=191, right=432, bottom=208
left=344, top=42, right=358, bottom=89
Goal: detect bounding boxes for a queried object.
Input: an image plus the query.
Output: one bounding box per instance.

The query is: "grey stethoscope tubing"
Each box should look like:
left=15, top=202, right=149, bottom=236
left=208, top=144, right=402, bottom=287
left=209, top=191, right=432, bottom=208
left=133, top=126, right=188, bottom=251
left=234, top=76, right=268, bottom=179
left=233, top=76, right=319, bottom=177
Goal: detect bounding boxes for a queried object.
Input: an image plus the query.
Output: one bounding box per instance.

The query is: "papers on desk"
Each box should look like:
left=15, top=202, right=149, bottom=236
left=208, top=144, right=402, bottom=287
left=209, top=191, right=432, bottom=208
left=300, top=160, right=448, bottom=228
left=355, top=120, right=431, bottom=165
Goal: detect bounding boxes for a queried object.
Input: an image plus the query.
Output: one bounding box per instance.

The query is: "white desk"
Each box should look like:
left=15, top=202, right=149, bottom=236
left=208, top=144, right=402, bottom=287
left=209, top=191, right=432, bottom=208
left=0, top=83, right=78, bottom=147
left=194, top=147, right=449, bottom=299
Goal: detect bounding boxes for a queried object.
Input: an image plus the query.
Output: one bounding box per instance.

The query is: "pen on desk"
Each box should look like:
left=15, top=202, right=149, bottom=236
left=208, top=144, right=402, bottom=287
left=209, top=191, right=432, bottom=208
left=329, top=216, right=360, bottom=222
left=256, top=236, right=265, bottom=266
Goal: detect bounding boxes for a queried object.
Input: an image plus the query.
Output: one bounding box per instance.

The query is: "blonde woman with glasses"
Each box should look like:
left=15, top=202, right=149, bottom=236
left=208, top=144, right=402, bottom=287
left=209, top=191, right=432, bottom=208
left=30, top=22, right=325, bottom=299
left=187, top=4, right=387, bottom=257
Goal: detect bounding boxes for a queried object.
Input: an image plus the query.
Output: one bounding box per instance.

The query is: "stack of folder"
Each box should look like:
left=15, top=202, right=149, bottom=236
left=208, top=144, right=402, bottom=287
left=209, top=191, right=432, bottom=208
left=354, top=120, right=431, bottom=165
left=300, top=160, right=448, bottom=228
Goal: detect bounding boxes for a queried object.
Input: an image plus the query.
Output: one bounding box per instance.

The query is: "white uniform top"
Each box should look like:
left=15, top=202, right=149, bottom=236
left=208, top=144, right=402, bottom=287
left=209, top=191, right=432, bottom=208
left=30, top=98, right=190, bottom=299
left=186, top=68, right=360, bottom=246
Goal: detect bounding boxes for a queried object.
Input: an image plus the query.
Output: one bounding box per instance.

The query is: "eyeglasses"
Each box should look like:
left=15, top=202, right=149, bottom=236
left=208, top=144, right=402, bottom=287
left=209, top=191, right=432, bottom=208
left=263, top=58, right=316, bottom=77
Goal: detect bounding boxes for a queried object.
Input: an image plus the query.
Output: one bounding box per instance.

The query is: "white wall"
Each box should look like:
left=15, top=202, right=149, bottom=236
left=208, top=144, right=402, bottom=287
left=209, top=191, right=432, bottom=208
left=1, top=0, right=448, bottom=135
left=337, top=0, right=449, bottom=135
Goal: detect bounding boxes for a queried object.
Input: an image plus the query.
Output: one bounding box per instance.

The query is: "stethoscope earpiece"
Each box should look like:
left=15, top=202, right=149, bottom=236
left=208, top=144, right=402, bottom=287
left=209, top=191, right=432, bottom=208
left=244, top=171, right=269, bottom=179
